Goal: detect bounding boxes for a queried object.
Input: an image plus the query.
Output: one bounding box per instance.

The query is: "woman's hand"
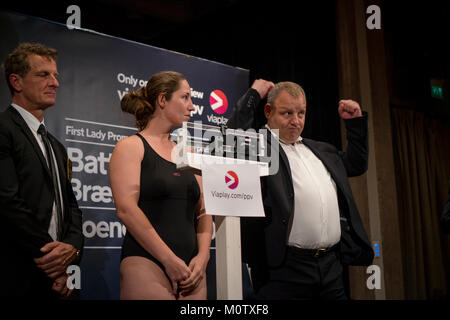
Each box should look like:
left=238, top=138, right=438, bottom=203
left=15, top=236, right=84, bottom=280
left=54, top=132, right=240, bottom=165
left=162, top=254, right=192, bottom=295
left=178, top=251, right=210, bottom=296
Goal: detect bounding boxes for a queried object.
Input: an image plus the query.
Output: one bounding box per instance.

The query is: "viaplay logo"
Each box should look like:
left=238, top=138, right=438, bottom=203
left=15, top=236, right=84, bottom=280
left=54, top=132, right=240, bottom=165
left=225, top=170, right=239, bottom=189
left=210, top=89, right=228, bottom=114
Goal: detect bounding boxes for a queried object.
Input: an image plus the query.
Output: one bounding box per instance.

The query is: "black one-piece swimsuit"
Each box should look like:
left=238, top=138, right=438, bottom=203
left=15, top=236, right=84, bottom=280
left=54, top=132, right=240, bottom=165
left=120, top=133, right=201, bottom=272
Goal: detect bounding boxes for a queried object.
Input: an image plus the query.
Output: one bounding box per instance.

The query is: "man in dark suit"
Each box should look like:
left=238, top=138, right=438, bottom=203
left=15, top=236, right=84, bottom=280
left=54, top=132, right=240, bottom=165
left=227, top=79, right=373, bottom=299
left=0, top=43, right=83, bottom=298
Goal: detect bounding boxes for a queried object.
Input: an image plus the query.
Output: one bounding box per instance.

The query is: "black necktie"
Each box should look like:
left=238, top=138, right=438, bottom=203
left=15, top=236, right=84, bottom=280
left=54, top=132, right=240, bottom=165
left=37, top=124, right=63, bottom=240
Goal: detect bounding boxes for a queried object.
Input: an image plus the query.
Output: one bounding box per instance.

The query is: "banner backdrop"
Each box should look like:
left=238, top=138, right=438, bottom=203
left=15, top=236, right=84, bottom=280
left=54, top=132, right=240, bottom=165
left=0, top=11, right=250, bottom=299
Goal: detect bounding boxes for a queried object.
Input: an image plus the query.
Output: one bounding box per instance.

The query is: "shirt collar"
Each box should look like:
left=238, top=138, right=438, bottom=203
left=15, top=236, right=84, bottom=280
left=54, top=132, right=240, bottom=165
left=11, top=103, right=45, bottom=133
left=265, top=124, right=303, bottom=145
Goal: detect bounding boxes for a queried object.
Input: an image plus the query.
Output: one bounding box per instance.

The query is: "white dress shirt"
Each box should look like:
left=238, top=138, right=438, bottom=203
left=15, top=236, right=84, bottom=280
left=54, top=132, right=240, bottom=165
left=11, top=103, right=63, bottom=241
left=267, top=125, right=341, bottom=249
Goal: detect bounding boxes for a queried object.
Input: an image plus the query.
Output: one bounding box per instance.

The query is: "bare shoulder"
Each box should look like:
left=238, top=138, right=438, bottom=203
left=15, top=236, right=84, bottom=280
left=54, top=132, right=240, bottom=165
left=112, top=134, right=144, bottom=158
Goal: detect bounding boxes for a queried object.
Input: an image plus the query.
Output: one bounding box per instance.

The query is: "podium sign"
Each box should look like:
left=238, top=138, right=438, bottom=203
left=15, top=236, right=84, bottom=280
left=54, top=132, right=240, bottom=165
left=202, top=163, right=265, bottom=217
left=173, top=121, right=272, bottom=299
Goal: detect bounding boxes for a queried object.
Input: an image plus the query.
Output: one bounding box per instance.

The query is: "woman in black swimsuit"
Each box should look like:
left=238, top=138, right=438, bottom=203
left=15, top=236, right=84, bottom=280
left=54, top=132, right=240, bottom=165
left=109, top=71, right=212, bottom=299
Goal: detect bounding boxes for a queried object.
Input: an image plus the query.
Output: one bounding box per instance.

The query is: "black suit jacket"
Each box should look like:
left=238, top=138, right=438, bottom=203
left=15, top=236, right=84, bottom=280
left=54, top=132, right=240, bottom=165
left=0, top=105, right=83, bottom=296
left=227, top=89, right=374, bottom=268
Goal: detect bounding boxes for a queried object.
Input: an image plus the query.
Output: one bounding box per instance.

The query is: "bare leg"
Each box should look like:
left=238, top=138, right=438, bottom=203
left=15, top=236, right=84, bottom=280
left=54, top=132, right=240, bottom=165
left=120, top=256, right=176, bottom=300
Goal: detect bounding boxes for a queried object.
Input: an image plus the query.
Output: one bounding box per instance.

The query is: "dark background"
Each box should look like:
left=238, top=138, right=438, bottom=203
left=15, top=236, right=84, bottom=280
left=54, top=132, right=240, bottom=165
left=1, top=0, right=449, bottom=152
left=2, top=0, right=450, bottom=147
left=2, top=0, right=340, bottom=148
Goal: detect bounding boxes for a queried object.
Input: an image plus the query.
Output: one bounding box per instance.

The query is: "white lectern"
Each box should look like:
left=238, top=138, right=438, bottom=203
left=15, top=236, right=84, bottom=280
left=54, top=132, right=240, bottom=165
left=174, top=122, right=270, bottom=300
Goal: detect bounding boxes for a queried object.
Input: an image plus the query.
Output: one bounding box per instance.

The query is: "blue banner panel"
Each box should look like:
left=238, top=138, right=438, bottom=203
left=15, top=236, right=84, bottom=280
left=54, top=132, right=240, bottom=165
left=0, top=10, right=249, bottom=300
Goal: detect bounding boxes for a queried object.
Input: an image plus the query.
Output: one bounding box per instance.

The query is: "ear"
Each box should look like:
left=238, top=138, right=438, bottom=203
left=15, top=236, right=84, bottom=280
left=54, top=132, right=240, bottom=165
left=264, top=103, right=273, bottom=120
left=157, top=92, right=167, bottom=109
left=9, top=74, right=22, bottom=93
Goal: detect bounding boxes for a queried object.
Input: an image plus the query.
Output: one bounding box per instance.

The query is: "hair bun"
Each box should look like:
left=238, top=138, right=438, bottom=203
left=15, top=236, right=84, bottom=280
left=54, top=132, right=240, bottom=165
left=121, top=87, right=155, bottom=130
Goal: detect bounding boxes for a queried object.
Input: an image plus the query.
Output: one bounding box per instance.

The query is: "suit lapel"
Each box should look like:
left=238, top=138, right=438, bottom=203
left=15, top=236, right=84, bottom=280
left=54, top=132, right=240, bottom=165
left=48, top=132, right=70, bottom=229
left=8, top=106, right=52, bottom=180
left=48, top=134, right=67, bottom=183
left=266, top=127, right=292, bottom=179
left=278, top=146, right=293, bottom=182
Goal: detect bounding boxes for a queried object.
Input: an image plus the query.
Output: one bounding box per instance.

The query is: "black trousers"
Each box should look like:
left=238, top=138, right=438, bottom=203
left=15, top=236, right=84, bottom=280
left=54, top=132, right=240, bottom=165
left=251, top=246, right=347, bottom=300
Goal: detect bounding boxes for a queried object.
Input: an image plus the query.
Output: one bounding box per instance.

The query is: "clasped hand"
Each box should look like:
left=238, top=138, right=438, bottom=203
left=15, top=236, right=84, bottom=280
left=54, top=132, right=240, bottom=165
left=178, top=253, right=209, bottom=297
left=164, top=252, right=209, bottom=298
left=34, top=241, right=78, bottom=298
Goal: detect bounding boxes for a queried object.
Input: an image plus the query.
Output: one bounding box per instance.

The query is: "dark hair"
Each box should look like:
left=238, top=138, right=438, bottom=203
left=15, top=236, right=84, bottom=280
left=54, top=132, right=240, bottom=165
left=2, top=42, right=58, bottom=95
left=121, top=71, right=187, bottom=131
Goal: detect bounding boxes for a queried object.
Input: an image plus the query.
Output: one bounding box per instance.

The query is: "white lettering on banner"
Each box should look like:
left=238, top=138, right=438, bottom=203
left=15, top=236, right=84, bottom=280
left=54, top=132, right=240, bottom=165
left=72, top=178, right=113, bottom=203
left=68, top=147, right=111, bottom=175
left=107, top=131, right=127, bottom=142
left=190, top=89, right=204, bottom=99
left=117, top=88, right=129, bottom=100
left=116, top=73, right=138, bottom=87
left=83, top=220, right=126, bottom=239
left=85, top=128, right=106, bottom=141
left=66, top=125, right=85, bottom=137
left=207, top=114, right=228, bottom=126
left=190, top=104, right=204, bottom=116
left=116, top=73, right=149, bottom=100
left=66, top=127, right=127, bottom=144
